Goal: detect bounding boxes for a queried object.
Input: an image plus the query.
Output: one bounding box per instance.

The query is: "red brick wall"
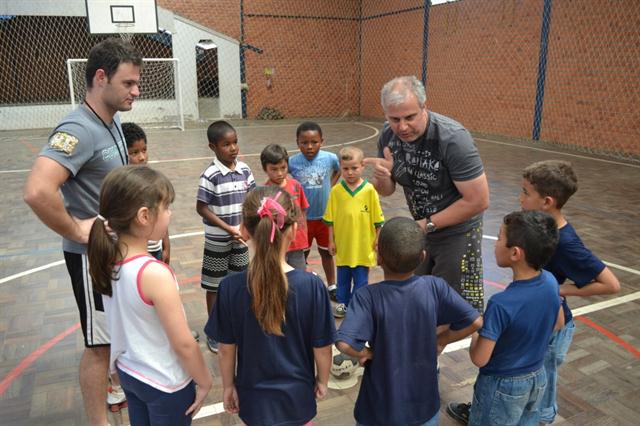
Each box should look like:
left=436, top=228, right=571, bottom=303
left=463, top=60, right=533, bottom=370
left=540, top=0, right=640, bottom=155
left=425, top=0, right=542, bottom=139
left=243, top=1, right=359, bottom=118
left=157, top=0, right=639, bottom=156
left=156, top=0, right=241, bottom=40
left=360, top=2, right=424, bottom=118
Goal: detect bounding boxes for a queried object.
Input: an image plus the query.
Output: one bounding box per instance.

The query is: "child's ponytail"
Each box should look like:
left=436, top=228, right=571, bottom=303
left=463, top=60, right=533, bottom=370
left=88, top=215, right=122, bottom=296
left=243, top=187, right=298, bottom=335
left=88, top=165, right=175, bottom=296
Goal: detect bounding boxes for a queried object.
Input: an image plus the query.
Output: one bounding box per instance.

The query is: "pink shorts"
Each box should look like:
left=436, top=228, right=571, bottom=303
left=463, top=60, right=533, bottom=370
left=307, top=219, right=330, bottom=250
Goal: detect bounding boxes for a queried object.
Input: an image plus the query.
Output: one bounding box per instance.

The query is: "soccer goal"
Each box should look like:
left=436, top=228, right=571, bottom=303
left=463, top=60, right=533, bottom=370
left=67, top=58, right=184, bottom=130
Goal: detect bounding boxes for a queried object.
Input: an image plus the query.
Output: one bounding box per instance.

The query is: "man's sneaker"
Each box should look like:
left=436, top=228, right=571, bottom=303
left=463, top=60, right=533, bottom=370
left=328, top=285, right=337, bottom=302
left=446, top=402, right=471, bottom=425
left=334, top=303, right=347, bottom=318
left=107, top=385, right=127, bottom=412
left=207, top=337, right=219, bottom=353
left=191, top=330, right=200, bottom=341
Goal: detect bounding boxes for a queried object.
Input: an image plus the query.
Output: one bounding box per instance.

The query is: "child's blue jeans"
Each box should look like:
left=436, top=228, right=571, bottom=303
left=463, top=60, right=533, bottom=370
left=336, top=266, right=368, bottom=305
left=469, top=368, right=546, bottom=426
left=540, top=319, right=575, bottom=423
left=117, top=368, right=195, bottom=426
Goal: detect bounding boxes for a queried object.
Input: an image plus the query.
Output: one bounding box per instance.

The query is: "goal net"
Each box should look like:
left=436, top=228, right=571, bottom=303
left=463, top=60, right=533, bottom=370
left=67, top=58, right=184, bottom=130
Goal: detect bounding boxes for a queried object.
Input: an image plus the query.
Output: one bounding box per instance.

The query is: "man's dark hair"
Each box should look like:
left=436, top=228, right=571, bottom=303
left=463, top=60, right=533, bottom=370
left=503, top=211, right=559, bottom=270
left=85, top=38, right=142, bottom=88
left=122, top=122, right=146, bottom=148
left=260, top=144, right=289, bottom=169
left=296, top=121, right=323, bottom=139
left=207, top=120, right=236, bottom=145
left=377, top=217, right=424, bottom=273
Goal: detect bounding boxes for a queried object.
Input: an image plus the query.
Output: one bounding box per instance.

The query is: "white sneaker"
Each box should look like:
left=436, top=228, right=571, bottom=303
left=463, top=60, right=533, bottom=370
left=107, top=385, right=126, bottom=405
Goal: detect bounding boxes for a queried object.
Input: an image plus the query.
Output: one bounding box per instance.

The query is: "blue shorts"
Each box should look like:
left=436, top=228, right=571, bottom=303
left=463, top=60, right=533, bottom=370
left=540, top=319, right=575, bottom=423
left=117, top=368, right=195, bottom=426
left=469, top=368, right=547, bottom=426
left=336, top=265, right=368, bottom=305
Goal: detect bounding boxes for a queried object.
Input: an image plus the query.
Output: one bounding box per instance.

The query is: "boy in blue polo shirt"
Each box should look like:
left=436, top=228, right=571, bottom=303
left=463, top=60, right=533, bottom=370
left=466, top=211, right=563, bottom=426
left=336, top=217, right=482, bottom=426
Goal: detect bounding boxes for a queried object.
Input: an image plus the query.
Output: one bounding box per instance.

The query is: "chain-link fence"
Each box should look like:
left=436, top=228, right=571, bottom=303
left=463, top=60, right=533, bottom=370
left=1, top=1, right=638, bottom=159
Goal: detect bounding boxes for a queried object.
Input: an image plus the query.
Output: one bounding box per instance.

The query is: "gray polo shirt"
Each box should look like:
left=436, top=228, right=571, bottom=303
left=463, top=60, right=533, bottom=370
left=39, top=105, right=126, bottom=253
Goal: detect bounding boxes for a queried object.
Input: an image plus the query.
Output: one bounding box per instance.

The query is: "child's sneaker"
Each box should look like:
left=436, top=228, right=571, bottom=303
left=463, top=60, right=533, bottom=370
left=446, top=402, right=471, bottom=425
left=328, top=285, right=338, bottom=302
left=334, top=303, right=347, bottom=318
left=207, top=337, right=219, bottom=353
left=107, top=385, right=127, bottom=413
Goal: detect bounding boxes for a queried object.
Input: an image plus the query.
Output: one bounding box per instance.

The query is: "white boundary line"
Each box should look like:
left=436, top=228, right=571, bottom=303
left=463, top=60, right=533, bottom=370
left=2, top=234, right=638, bottom=286
left=144, top=122, right=380, bottom=166
left=192, top=402, right=224, bottom=420
left=1, top=122, right=380, bottom=173
left=602, top=261, right=640, bottom=276
left=474, top=137, right=640, bottom=169
left=0, top=260, right=65, bottom=285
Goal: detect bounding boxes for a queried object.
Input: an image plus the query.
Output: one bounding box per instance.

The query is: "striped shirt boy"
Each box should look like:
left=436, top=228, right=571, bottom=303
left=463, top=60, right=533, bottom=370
left=197, top=157, right=256, bottom=241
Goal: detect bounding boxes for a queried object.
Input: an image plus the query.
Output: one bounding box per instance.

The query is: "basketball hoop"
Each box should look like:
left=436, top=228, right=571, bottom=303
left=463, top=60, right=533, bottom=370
left=115, top=22, right=135, bottom=42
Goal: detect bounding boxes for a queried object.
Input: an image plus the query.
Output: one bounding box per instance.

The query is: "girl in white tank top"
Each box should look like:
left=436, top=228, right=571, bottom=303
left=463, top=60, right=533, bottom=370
left=87, top=166, right=212, bottom=425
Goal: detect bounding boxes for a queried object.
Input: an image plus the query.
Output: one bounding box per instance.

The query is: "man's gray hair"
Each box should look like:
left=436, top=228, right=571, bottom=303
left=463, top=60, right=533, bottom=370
left=380, top=76, right=427, bottom=111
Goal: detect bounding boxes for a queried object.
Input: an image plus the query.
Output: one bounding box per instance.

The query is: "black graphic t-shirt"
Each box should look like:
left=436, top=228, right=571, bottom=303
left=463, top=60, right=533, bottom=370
left=378, top=111, right=484, bottom=236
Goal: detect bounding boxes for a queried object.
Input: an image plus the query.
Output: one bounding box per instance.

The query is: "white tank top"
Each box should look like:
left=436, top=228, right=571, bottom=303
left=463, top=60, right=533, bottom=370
left=103, top=254, right=191, bottom=393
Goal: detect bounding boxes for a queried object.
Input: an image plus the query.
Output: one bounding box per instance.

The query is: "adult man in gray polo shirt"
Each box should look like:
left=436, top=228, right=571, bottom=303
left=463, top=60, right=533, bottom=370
left=24, top=38, right=141, bottom=425
left=366, top=76, right=489, bottom=312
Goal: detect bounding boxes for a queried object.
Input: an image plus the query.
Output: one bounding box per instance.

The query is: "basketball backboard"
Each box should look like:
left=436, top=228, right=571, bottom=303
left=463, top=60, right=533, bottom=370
left=85, top=0, right=158, bottom=34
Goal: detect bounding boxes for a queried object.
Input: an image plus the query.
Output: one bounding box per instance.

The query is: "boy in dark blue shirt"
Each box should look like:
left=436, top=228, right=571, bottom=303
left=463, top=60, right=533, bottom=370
left=336, top=217, right=482, bottom=426
left=467, top=211, right=563, bottom=426
left=520, top=161, right=620, bottom=424
left=448, top=160, right=621, bottom=425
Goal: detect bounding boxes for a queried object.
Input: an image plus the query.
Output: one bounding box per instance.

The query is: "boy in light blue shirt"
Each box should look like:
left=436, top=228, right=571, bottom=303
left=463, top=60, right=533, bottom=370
left=288, top=121, right=340, bottom=296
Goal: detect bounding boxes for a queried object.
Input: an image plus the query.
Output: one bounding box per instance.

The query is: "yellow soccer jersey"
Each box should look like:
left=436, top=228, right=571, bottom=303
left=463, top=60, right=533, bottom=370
left=323, top=180, right=384, bottom=267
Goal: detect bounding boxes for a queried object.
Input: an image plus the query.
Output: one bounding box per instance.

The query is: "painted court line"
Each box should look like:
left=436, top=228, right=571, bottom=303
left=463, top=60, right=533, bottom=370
left=2, top=233, right=639, bottom=287
left=572, top=291, right=640, bottom=316
left=603, top=261, right=640, bottom=276
left=0, top=260, right=65, bottom=285
left=0, top=122, right=379, bottom=173
left=574, top=316, right=640, bottom=358
left=147, top=122, right=379, bottom=165
left=475, top=137, right=640, bottom=169
left=0, top=323, right=80, bottom=396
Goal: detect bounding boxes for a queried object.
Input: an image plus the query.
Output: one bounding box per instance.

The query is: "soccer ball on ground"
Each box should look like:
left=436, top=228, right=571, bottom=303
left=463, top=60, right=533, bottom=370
left=331, top=352, right=359, bottom=379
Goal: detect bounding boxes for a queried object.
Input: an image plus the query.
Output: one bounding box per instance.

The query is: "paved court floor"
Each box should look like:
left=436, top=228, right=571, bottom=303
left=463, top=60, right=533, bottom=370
left=0, top=120, right=638, bottom=425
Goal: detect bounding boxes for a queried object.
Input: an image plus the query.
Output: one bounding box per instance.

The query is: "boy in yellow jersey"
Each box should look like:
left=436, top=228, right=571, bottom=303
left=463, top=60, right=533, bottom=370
left=323, top=147, right=384, bottom=318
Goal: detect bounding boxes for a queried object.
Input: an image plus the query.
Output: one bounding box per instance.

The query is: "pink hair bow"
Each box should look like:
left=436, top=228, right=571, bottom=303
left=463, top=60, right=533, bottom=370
left=257, top=191, right=286, bottom=242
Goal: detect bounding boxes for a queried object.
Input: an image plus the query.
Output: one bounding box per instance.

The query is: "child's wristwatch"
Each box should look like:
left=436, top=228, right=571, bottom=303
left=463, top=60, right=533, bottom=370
left=425, top=220, right=437, bottom=234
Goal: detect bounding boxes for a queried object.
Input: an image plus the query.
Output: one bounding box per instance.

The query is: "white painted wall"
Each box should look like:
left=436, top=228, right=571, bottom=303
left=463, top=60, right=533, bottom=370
left=173, top=16, right=242, bottom=120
